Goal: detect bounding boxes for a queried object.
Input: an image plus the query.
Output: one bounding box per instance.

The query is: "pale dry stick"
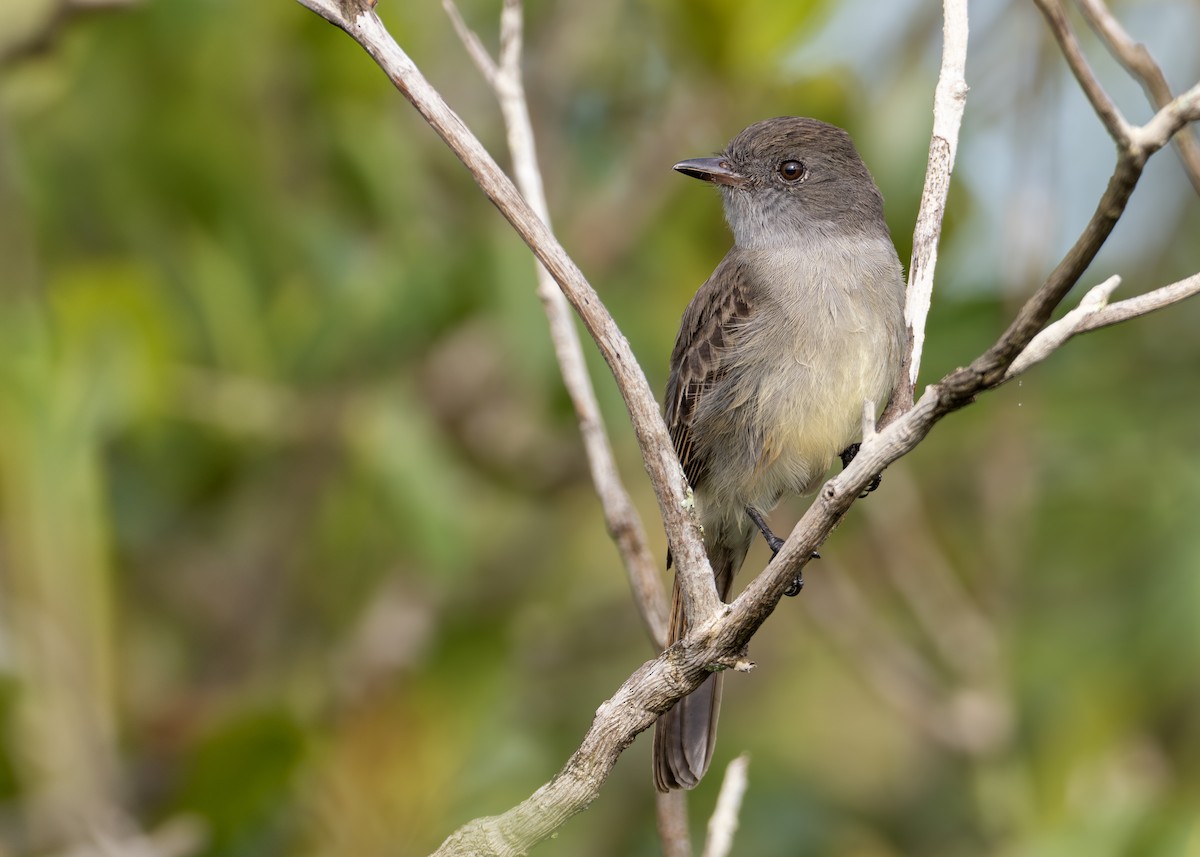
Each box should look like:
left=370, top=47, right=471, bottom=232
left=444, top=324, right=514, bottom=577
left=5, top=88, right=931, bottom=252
left=1076, top=0, right=1200, bottom=195
left=700, top=756, right=750, bottom=857
left=885, top=0, right=970, bottom=422
left=934, top=79, right=1200, bottom=406
left=1130, top=82, right=1200, bottom=152
left=1007, top=270, right=1200, bottom=378
left=1075, top=269, right=1200, bottom=331
left=1005, top=275, right=1121, bottom=377
left=294, top=0, right=719, bottom=631
left=443, top=0, right=667, bottom=647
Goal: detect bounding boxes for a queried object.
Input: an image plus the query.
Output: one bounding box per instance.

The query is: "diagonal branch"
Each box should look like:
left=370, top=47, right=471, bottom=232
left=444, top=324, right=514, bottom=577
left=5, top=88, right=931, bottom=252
left=1033, top=0, right=1132, bottom=144
left=291, top=1, right=1200, bottom=855
left=1075, top=269, right=1200, bottom=332
left=293, top=0, right=719, bottom=631
left=442, top=0, right=499, bottom=86
left=1005, top=270, right=1200, bottom=378
left=442, top=0, right=667, bottom=647
left=1076, top=0, right=1200, bottom=195
left=737, top=71, right=1200, bottom=667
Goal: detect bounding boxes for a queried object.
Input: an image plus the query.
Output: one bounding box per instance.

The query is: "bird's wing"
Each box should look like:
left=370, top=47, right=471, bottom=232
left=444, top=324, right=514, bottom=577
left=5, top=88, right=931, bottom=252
left=664, top=252, right=758, bottom=490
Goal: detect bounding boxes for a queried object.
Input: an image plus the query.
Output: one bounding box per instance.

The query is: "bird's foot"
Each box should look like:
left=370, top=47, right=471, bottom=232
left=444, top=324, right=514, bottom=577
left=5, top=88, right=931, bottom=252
left=838, top=442, right=883, bottom=499
left=782, top=550, right=821, bottom=597
left=746, top=506, right=818, bottom=596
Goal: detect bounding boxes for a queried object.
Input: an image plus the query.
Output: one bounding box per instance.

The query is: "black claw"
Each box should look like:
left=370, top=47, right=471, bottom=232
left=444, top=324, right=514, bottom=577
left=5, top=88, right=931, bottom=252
left=747, top=506, right=820, bottom=597
left=783, top=551, right=821, bottom=597
left=860, top=472, right=883, bottom=498
left=840, top=442, right=884, bottom=498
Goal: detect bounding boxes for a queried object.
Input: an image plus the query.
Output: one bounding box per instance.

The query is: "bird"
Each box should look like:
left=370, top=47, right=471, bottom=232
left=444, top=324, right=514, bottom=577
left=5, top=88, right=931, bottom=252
left=653, top=117, right=907, bottom=791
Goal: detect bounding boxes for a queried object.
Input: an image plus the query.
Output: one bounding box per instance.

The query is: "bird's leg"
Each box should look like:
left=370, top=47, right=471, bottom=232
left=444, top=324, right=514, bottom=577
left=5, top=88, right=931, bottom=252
left=745, top=505, right=785, bottom=555
left=744, top=506, right=816, bottom=597
left=839, top=442, right=882, bottom=497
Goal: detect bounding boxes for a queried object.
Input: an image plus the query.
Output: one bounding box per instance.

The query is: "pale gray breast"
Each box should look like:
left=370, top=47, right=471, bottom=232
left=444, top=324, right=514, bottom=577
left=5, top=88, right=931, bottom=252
left=709, top=234, right=904, bottom=507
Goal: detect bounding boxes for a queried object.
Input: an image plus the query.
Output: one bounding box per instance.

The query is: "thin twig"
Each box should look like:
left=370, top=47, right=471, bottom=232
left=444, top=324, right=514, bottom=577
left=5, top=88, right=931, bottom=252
left=885, top=0, right=969, bottom=423
left=1076, top=0, right=1200, bottom=195
left=700, top=755, right=750, bottom=857
left=1004, top=275, right=1122, bottom=378
left=1033, top=0, right=1132, bottom=145
left=1006, top=270, right=1200, bottom=378
left=1076, top=269, right=1200, bottom=331
left=442, top=0, right=667, bottom=646
left=442, top=0, right=499, bottom=86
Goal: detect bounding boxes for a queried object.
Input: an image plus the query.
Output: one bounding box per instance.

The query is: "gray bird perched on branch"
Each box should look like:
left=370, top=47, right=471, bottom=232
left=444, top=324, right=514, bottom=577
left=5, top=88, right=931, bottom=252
left=653, top=117, right=906, bottom=792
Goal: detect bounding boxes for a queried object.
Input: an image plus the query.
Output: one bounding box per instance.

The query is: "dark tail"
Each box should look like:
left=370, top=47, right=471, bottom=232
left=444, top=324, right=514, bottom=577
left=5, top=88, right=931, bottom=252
left=653, top=537, right=746, bottom=791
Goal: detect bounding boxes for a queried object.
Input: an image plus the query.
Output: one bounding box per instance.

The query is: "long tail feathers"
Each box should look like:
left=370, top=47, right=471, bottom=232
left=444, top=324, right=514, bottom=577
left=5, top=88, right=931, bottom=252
left=652, top=538, right=744, bottom=791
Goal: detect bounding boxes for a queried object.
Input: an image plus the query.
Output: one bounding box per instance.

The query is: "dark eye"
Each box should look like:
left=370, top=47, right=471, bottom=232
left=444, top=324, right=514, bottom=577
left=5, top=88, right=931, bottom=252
left=778, top=160, right=807, bottom=182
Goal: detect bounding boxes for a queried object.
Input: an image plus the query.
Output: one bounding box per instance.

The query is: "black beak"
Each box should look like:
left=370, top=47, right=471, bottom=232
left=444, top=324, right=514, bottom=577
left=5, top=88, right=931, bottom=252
left=672, top=157, right=748, bottom=188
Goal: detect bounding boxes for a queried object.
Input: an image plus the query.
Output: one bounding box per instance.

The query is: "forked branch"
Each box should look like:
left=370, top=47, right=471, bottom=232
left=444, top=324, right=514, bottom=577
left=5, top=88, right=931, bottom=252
left=289, top=1, right=1200, bottom=854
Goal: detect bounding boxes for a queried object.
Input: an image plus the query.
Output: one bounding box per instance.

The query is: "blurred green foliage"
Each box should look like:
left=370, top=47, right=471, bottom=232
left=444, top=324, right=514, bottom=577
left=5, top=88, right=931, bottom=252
left=1, top=0, right=1199, bottom=855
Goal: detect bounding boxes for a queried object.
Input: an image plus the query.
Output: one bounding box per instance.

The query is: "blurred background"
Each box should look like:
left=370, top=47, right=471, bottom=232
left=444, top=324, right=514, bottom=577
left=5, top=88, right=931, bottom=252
left=1, top=0, right=1199, bottom=854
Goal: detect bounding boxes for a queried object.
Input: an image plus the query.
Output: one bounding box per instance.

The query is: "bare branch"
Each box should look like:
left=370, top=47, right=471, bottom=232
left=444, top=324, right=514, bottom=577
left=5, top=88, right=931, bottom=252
left=1033, top=0, right=1132, bottom=144
left=1076, top=0, right=1200, bottom=195
left=292, top=0, right=718, bottom=635
left=1006, top=270, right=1200, bottom=379
left=1132, top=82, right=1200, bottom=155
left=861, top=399, right=877, bottom=445
left=441, top=0, right=499, bottom=86
left=1004, top=275, right=1122, bottom=378
left=700, top=755, right=749, bottom=857
left=885, top=0, right=969, bottom=423
left=291, top=1, right=1200, bottom=854
left=442, top=0, right=667, bottom=645
left=1077, top=269, right=1200, bottom=332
